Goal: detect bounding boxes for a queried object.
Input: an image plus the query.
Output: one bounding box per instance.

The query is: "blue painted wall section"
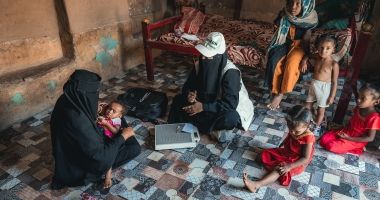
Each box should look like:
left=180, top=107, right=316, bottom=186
left=95, top=35, right=118, bottom=67
left=47, top=80, right=57, bottom=92
left=10, top=92, right=25, bottom=106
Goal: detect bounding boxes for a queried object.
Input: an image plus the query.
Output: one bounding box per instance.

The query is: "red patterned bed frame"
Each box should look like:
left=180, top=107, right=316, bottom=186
left=141, top=0, right=374, bottom=124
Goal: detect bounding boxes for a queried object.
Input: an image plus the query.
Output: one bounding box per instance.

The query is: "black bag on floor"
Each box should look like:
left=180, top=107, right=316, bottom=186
left=117, top=87, right=168, bottom=122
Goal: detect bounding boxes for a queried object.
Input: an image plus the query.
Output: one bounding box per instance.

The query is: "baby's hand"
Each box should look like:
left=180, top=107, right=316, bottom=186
left=97, top=117, right=108, bottom=125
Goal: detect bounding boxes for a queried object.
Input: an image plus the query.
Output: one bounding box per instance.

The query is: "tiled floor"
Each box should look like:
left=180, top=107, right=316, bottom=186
left=0, top=53, right=379, bottom=200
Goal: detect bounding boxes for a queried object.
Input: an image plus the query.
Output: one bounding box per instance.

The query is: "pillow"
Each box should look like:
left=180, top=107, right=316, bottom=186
left=320, top=18, right=349, bottom=30
left=316, top=0, right=357, bottom=27
left=175, top=7, right=206, bottom=35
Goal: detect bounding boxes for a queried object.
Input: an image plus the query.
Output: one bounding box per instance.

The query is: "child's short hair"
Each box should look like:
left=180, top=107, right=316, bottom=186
left=110, top=100, right=127, bottom=116
left=286, top=105, right=312, bottom=125
left=315, top=34, right=338, bottom=52
left=360, top=82, right=380, bottom=100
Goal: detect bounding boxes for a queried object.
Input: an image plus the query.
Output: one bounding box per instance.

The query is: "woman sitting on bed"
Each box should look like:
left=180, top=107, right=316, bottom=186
left=264, top=0, right=318, bottom=110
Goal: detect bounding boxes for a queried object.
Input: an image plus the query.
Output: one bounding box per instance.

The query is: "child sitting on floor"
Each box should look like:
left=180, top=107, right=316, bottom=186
left=97, top=100, right=127, bottom=188
left=319, top=83, right=380, bottom=154
left=303, top=34, right=339, bottom=135
left=244, top=105, right=315, bottom=192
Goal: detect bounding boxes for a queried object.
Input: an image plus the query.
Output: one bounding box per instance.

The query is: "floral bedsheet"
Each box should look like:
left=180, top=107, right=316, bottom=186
left=158, top=15, right=352, bottom=69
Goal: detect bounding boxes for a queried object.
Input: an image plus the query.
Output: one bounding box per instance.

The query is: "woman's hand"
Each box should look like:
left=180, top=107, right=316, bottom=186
left=182, top=101, right=203, bottom=116
left=121, top=127, right=135, bottom=140
left=187, top=91, right=197, bottom=104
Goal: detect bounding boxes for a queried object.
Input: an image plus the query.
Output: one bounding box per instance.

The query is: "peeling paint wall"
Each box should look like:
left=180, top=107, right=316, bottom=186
left=0, top=0, right=166, bottom=131
left=0, top=0, right=63, bottom=76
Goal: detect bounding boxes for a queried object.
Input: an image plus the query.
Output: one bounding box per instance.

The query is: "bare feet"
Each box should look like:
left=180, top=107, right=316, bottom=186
left=103, top=169, right=112, bottom=189
left=243, top=173, right=259, bottom=193
left=267, top=94, right=283, bottom=110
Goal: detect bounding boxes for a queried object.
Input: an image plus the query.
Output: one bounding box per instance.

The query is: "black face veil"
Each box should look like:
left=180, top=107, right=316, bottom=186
left=197, top=52, right=228, bottom=102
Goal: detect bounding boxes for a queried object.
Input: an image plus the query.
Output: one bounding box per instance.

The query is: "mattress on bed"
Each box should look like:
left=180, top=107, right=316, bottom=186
left=158, top=15, right=352, bottom=69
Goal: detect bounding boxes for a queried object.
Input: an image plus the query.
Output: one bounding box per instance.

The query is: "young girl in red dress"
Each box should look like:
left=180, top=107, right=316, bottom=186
left=320, top=83, right=380, bottom=154
left=244, top=105, right=315, bottom=192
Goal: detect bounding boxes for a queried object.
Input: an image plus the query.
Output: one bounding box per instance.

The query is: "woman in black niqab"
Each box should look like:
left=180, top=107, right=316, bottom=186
left=50, top=70, right=141, bottom=189
left=168, top=52, right=242, bottom=133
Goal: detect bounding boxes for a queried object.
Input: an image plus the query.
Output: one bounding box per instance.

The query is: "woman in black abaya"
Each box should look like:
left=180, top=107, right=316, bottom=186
left=50, top=70, right=141, bottom=189
left=168, top=32, right=254, bottom=142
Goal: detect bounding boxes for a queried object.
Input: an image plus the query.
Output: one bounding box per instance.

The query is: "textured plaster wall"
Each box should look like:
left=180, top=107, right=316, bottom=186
left=362, top=0, right=380, bottom=74
left=240, top=0, right=284, bottom=22
left=198, top=0, right=284, bottom=22
left=0, top=0, right=166, bottom=131
left=0, top=0, right=63, bottom=76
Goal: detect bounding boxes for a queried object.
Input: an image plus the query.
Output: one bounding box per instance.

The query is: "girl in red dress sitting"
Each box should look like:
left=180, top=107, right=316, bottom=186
left=320, top=83, right=380, bottom=154
left=244, top=105, right=315, bottom=192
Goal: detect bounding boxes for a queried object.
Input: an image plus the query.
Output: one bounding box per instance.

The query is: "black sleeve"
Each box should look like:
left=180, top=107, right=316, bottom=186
left=203, top=69, right=241, bottom=113
left=182, top=68, right=197, bottom=95
left=68, top=113, right=125, bottom=174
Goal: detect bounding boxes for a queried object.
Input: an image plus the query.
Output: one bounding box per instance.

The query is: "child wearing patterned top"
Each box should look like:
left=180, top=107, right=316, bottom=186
left=98, top=100, right=126, bottom=138
left=320, top=83, right=380, bottom=154
left=97, top=100, right=127, bottom=188
left=244, top=105, right=315, bottom=192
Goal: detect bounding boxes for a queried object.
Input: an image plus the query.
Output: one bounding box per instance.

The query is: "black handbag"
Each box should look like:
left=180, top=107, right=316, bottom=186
left=117, top=87, right=168, bottom=122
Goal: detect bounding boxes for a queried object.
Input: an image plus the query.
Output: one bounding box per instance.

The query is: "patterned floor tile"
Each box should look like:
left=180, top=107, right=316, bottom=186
left=32, top=168, right=51, bottom=181
left=0, top=53, right=378, bottom=200
left=241, top=150, right=256, bottom=161
left=189, top=158, right=209, bottom=169
left=142, top=166, right=165, bottom=181
left=147, top=151, right=164, bottom=162
left=363, top=189, right=380, bottom=200
left=306, top=184, right=320, bottom=197
left=359, top=172, right=380, bottom=188
left=154, top=173, right=184, bottom=191
left=332, top=191, right=357, bottom=200
left=292, top=172, right=311, bottom=185
left=16, top=185, right=40, bottom=200
left=222, top=160, right=236, bottom=170
left=243, top=165, right=266, bottom=179
left=323, top=172, right=341, bottom=186
left=0, top=178, right=21, bottom=190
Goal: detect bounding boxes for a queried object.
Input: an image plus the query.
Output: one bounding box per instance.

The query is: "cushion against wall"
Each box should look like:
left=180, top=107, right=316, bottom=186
left=320, top=18, right=349, bottom=30
left=316, top=0, right=357, bottom=26
left=160, top=15, right=352, bottom=68
left=174, top=7, right=206, bottom=34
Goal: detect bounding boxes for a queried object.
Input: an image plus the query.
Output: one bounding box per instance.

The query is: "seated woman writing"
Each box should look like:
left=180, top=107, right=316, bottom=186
left=168, top=32, right=254, bottom=142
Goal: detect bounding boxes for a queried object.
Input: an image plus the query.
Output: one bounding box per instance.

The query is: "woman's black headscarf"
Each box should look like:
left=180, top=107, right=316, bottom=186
left=63, top=70, right=101, bottom=127
left=196, top=52, right=228, bottom=103
left=51, top=69, right=125, bottom=188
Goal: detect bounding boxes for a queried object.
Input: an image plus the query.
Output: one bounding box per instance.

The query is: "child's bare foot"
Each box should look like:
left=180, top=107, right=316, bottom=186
left=243, top=173, right=259, bottom=193
left=267, top=94, right=283, bottom=110
left=103, top=170, right=112, bottom=189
